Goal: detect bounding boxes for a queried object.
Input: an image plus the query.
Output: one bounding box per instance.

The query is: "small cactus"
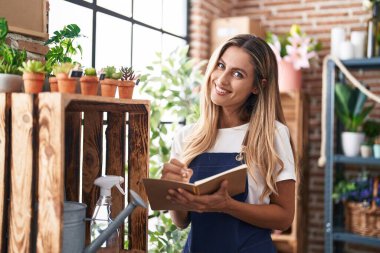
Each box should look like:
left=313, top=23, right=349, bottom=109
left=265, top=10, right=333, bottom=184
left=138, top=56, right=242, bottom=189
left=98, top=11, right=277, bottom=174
left=103, top=66, right=121, bottom=80
left=84, top=67, right=97, bottom=76
left=52, top=62, right=74, bottom=75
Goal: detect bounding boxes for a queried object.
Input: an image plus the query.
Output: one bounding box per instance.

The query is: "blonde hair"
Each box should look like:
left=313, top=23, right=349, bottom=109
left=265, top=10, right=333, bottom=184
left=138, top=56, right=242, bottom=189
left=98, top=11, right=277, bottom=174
left=182, top=35, right=297, bottom=202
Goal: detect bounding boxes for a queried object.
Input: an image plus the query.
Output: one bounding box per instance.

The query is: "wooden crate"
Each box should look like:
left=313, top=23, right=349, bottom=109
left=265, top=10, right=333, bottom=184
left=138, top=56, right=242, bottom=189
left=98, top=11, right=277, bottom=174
left=0, top=93, right=150, bottom=253
left=271, top=92, right=309, bottom=253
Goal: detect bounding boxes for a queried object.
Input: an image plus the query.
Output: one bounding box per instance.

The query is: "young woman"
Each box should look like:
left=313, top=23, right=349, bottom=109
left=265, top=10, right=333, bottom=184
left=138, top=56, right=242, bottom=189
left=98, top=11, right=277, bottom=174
left=161, top=34, right=297, bottom=253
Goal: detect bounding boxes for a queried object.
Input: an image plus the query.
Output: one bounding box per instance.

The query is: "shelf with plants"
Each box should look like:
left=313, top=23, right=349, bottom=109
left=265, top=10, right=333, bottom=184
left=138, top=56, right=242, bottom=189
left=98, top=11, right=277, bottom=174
left=324, top=57, right=380, bottom=253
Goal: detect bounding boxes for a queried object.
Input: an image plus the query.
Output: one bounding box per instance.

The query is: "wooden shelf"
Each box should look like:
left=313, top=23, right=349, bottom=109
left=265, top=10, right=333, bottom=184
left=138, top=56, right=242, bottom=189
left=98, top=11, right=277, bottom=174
left=0, top=93, right=150, bottom=252
left=271, top=92, right=309, bottom=253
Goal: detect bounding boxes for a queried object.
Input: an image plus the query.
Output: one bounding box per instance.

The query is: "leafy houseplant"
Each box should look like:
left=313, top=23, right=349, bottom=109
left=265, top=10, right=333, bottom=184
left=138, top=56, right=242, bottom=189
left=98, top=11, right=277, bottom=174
left=18, top=60, right=46, bottom=94
left=44, top=24, right=83, bottom=75
left=138, top=45, right=205, bottom=252
left=100, top=66, right=121, bottom=97
left=0, top=18, right=27, bottom=92
left=80, top=67, right=98, bottom=96
left=118, top=66, right=137, bottom=99
left=335, top=82, right=374, bottom=157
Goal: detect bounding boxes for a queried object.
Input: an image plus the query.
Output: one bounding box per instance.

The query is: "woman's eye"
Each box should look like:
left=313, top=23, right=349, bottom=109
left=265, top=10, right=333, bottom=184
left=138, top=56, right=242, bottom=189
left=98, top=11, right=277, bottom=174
left=217, top=62, right=224, bottom=69
left=233, top=71, right=243, bottom=78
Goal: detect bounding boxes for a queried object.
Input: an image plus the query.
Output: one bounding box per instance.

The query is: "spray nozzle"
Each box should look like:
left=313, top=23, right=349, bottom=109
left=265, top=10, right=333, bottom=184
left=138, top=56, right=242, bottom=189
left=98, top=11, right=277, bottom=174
left=94, top=175, right=125, bottom=196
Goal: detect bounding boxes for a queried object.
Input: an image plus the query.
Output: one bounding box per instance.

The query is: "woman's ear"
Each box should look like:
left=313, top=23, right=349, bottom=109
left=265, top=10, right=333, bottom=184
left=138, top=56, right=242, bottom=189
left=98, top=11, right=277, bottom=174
left=251, top=79, right=267, bottom=94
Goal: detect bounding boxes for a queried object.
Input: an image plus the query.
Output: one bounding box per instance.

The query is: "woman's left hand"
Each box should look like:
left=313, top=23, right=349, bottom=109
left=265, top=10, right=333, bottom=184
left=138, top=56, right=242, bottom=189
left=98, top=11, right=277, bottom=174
left=167, top=180, right=233, bottom=213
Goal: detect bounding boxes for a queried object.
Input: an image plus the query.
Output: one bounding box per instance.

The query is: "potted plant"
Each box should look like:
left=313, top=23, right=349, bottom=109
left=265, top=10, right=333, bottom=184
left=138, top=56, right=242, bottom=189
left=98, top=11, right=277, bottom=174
left=18, top=60, right=46, bottom=94
left=374, top=136, right=380, bottom=159
left=118, top=66, right=137, bottom=99
left=361, top=120, right=380, bottom=157
left=52, top=62, right=77, bottom=94
left=265, top=24, right=322, bottom=92
left=100, top=66, right=121, bottom=97
left=335, top=82, right=374, bottom=157
left=0, top=18, right=27, bottom=92
left=44, top=24, right=82, bottom=92
left=80, top=67, right=98, bottom=96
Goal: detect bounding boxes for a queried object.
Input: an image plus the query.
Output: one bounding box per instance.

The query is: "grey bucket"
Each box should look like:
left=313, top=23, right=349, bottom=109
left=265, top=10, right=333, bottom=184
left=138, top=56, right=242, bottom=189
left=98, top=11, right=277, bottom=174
left=63, top=201, right=87, bottom=253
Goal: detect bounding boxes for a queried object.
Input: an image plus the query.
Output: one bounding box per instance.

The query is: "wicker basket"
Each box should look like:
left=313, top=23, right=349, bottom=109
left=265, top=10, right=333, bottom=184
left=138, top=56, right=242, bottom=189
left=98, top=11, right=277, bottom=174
left=344, top=177, right=380, bottom=237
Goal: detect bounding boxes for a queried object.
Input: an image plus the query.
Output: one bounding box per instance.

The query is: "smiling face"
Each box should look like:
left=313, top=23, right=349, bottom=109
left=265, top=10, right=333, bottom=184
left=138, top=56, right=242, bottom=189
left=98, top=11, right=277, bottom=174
left=210, top=46, right=257, bottom=118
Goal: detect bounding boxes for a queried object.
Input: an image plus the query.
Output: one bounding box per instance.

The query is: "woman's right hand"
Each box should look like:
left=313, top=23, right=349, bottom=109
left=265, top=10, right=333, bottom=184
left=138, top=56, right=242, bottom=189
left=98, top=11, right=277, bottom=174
left=161, top=158, right=193, bottom=183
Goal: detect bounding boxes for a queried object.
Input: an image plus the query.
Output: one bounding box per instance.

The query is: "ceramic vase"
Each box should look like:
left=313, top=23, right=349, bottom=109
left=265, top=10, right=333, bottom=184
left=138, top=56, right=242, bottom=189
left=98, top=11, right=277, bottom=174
left=277, top=60, right=302, bottom=92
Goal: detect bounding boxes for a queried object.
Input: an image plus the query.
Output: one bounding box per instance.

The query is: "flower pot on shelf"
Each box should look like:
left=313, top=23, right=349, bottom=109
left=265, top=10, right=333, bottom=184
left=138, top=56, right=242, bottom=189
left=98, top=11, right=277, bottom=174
left=118, top=80, right=135, bottom=99
left=374, top=144, right=380, bottom=158
left=56, top=73, right=77, bottom=94
left=80, top=76, right=98, bottom=96
left=22, top=73, right=45, bottom=94
left=0, top=73, right=23, bottom=92
left=100, top=78, right=117, bottom=97
left=341, top=132, right=365, bottom=157
left=360, top=145, right=373, bottom=158
left=277, top=60, right=302, bottom=92
left=49, top=76, right=58, bottom=92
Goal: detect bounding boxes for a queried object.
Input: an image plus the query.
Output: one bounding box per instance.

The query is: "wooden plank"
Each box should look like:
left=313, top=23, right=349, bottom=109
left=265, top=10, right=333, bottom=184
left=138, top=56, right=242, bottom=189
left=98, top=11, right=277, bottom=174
left=105, top=112, right=126, bottom=249
left=0, top=93, right=11, bottom=252
left=64, top=112, right=82, bottom=201
left=82, top=111, right=103, bottom=245
left=9, top=94, right=35, bottom=253
left=37, top=93, right=64, bottom=253
left=127, top=113, right=149, bottom=251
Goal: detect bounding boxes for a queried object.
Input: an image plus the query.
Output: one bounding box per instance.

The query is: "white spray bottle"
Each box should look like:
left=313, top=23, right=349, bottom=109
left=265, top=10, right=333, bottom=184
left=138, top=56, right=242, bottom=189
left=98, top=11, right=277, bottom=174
left=90, top=175, right=125, bottom=251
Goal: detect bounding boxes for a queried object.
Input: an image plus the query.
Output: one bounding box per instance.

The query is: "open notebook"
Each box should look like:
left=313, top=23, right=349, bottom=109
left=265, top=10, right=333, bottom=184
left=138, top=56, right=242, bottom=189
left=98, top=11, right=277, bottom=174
left=142, top=164, right=247, bottom=210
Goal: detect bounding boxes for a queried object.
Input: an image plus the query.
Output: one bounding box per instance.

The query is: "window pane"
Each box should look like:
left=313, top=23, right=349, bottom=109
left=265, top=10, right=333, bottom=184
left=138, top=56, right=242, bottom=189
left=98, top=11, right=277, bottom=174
left=97, top=0, right=132, bottom=17
left=48, top=0, right=93, bottom=68
left=132, top=24, right=162, bottom=73
left=162, top=34, right=186, bottom=58
left=134, top=0, right=162, bottom=29
left=95, top=13, right=132, bottom=70
left=163, top=0, right=187, bottom=36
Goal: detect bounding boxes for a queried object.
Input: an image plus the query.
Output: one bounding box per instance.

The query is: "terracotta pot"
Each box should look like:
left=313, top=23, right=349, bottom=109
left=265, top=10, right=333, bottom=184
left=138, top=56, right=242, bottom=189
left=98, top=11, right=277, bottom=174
left=49, top=76, right=58, bottom=92
left=118, top=80, right=135, bottom=99
left=23, top=73, right=45, bottom=94
left=56, top=73, right=77, bottom=94
left=277, top=60, right=302, bottom=92
left=100, top=78, right=118, bottom=97
left=80, top=76, right=99, bottom=96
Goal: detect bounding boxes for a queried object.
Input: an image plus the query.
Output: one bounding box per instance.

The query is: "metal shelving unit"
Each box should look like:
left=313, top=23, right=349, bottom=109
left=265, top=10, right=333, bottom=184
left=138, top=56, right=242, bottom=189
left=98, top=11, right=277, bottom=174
left=324, top=57, right=380, bottom=253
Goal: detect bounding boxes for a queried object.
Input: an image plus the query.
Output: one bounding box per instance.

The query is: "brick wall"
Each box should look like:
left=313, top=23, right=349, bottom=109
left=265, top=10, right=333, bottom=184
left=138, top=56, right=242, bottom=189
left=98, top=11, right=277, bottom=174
left=189, top=0, right=380, bottom=253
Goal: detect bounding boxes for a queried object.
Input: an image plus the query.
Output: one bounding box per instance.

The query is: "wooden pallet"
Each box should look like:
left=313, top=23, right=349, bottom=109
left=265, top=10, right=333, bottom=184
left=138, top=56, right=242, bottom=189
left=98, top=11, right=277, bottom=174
left=0, top=93, right=150, bottom=253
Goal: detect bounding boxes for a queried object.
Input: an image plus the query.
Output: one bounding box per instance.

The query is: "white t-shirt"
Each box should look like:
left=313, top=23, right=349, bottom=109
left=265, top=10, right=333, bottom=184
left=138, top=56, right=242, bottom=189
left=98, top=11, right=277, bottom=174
left=170, top=121, right=296, bottom=205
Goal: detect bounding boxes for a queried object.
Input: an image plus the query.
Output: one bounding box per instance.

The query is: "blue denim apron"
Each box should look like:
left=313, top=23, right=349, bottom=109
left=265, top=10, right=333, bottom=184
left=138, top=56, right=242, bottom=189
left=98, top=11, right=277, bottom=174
left=183, top=153, right=276, bottom=253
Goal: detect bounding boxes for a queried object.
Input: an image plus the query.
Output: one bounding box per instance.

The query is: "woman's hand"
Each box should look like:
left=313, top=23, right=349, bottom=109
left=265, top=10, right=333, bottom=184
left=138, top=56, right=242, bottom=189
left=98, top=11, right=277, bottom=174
left=167, top=180, right=233, bottom=213
left=161, top=158, right=193, bottom=183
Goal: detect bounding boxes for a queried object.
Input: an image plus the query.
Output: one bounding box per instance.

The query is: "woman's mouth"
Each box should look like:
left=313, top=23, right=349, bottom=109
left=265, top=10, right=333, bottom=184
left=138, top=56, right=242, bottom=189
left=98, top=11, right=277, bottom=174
left=215, top=85, right=229, bottom=95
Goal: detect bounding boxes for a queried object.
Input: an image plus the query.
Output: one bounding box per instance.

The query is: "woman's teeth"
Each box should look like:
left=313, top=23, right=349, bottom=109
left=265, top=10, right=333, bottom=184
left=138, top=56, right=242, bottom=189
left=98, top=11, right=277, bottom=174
left=215, top=85, right=228, bottom=95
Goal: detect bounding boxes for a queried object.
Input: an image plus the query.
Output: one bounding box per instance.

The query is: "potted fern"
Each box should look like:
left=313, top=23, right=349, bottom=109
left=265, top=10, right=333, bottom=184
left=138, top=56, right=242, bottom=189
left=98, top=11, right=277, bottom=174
left=100, top=66, right=121, bottom=97
left=335, top=82, right=374, bottom=157
left=52, top=62, right=77, bottom=93
left=118, top=66, right=137, bottom=99
left=80, top=67, right=98, bottom=95
left=18, top=60, right=46, bottom=94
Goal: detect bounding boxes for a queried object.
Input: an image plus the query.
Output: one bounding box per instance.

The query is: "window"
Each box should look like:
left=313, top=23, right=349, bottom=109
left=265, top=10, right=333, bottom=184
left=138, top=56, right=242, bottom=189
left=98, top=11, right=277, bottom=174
left=48, top=0, right=188, bottom=73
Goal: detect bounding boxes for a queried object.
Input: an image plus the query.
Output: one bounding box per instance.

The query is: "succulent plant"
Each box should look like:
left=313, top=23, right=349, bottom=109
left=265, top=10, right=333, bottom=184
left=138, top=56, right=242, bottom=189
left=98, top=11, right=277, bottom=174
left=52, top=62, right=74, bottom=75
left=18, top=60, right=45, bottom=74
left=84, top=67, right=97, bottom=76
left=103, top=66, right=121, bottom=80
left=121, top=66, right=135, bottom=81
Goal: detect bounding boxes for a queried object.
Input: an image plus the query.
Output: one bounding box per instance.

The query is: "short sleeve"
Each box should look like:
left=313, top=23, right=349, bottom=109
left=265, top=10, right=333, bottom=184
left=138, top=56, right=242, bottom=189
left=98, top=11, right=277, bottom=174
left=170, top=124, right=195, bottom=160
left=274, top=123, right=296, bottom=182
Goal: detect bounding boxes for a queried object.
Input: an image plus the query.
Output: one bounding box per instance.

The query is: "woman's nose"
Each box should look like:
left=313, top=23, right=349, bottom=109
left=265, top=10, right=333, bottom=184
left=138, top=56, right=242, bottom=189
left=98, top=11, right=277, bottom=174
left=215, top=71, right=229, bottom=86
